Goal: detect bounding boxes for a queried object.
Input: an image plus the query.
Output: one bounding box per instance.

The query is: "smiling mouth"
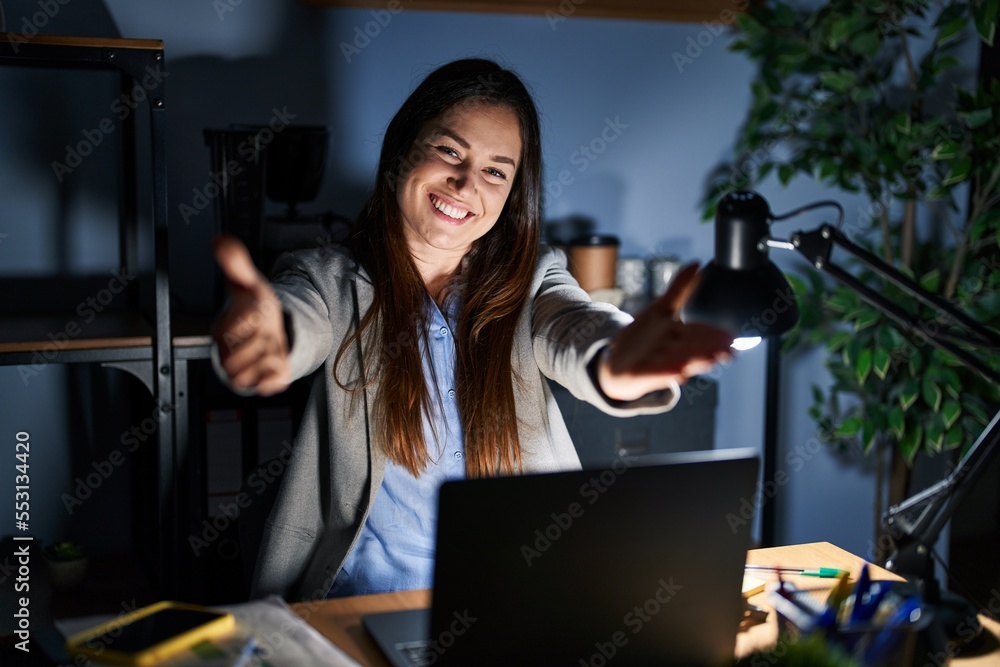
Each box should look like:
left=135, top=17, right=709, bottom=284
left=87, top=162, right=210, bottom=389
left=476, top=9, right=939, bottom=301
left=429, top=193, right=471, bottom=221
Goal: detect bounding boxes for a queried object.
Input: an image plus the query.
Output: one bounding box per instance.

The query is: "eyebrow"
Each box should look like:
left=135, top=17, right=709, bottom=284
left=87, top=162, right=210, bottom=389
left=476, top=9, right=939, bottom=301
left=435, top=127, right=517, bottom=168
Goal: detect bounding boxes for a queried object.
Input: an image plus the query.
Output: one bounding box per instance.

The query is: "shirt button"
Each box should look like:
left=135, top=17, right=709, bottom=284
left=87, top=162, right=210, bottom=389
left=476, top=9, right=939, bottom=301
left=440, top=326, right=449, bottom=336
left=454, top=451, right=463, bottom=460
left=448, top=389, right=456, bottom=398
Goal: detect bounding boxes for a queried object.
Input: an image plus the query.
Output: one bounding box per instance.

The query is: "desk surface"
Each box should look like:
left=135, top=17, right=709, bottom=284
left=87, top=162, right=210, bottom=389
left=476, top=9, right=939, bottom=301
left=295, top=541, right=1000, bottom=665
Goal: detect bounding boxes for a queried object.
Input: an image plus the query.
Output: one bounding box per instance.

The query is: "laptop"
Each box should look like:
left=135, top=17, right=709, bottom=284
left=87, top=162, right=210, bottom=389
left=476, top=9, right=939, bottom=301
left=363, top=448, right=759, bottom=666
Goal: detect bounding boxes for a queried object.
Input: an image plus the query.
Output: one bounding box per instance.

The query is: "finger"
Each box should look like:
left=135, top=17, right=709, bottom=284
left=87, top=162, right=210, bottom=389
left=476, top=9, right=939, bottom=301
left=658, top=263, right=702, bottom=316
left=229, top=347, right=274, bottom=391
left=220, top=334, right=268, bottom=378
left=214, top=234, right=263, bottom=293
left=212, top=309, right=260, bottom=358
left=232, top=354, right=289, bottom=395
left=255, top=369, right=291, bottom=397
left=679, top=321, right=736, bottom=349
left=680, top=358, right=718, bottom=378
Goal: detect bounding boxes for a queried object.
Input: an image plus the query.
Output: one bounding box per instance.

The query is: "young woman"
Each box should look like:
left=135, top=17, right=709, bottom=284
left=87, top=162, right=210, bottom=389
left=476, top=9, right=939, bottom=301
left=212, top=58, right=732, bottom=602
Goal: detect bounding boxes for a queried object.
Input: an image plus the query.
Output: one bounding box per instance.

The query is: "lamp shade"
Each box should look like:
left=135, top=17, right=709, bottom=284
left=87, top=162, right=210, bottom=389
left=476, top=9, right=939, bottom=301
left=681, top=191, right=799, bottom=339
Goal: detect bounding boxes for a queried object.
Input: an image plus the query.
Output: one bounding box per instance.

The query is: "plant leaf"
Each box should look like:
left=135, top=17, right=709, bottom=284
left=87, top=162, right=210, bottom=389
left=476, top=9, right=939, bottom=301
left=944, top=426, right=965, bottom=450
left=931, top=140, right=961, bottom=160
left=920, top=269, right=941, bottom=292
left=862, top=419, right=877, bottom=453
left=923, top=375, right=943, bottom=412
left=828, top=330, right=853, bottom=352
left=976, top=1, right=997, bottom=46
left=890, top=406, right=905, bottom=440
left=899, top=424, right=924, bottom=463
left=873, top=347, right=891, bottom=380
left=819, top=70, right=858, bottom=93
left=900, top=380, right=919, bottom=410
left=926, top=419, right=944, bottom=452
left=942, top=158, right=972, bottom=186
left=942, top=400, right=962, bottom=429
left=778, top=163, right=796, bottom=185
left=934, top=55, right=962, bottom=74
left=855, top=310, right=881, bottom=331
left=981, top=20, right=996, bottom=47
left=937, top=16, right=968, bottom=46
left=959, top=107, right=993, bottom=129
left=835, top=416, right=864, bottom=438
left=856, top=348, right=873, bottom=385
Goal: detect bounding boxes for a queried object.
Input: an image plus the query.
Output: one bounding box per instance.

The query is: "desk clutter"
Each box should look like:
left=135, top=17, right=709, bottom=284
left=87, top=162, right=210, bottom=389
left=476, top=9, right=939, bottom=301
left=54, top=596, right=360, bottom=666
left=763, top=564, right=937, bottom=667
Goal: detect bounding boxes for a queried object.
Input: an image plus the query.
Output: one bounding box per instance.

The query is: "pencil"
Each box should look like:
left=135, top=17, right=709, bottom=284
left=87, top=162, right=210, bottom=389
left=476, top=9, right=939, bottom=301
left=745, top=565, right=848, bottom=578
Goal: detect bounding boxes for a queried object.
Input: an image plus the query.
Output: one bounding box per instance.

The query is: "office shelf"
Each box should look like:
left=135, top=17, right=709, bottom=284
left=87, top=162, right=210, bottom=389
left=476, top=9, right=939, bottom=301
left=0, top=33, right=177, bottom=594
left=0, top=313, right=153, bottom=354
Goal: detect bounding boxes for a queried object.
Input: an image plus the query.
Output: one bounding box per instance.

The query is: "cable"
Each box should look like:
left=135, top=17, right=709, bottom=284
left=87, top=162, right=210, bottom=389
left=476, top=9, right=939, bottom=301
left=771, top=200, right=845, bottom=229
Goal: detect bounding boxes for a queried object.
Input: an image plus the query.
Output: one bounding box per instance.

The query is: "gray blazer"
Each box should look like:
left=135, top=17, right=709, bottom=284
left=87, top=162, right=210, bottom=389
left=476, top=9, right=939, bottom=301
left=232, top=244, right=679, bottom=601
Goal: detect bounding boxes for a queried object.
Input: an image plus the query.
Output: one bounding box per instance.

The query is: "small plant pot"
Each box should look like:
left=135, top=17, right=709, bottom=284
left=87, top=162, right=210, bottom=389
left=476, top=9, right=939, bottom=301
left=44, top=555, right=88, bottom=591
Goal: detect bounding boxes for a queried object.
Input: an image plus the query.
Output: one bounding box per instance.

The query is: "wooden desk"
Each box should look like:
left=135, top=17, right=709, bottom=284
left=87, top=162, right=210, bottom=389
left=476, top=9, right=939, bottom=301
left=294, top=542, right=1000, bottom=665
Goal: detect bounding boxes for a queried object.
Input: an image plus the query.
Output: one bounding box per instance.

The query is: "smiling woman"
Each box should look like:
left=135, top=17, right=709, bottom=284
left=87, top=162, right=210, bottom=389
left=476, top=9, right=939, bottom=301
left=209, top=58, right=734, bottom=601
left=395, top=102, right=523, bottom=302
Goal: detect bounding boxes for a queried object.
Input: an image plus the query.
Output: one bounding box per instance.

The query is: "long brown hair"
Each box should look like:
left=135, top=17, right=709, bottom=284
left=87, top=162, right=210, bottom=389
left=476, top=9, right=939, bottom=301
left=336, top=59, right=542, bottom=478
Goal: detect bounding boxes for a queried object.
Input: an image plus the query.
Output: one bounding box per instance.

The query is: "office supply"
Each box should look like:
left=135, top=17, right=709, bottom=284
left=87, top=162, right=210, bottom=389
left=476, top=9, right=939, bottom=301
left=56, top=595, right=360, bottom=666
left=848, top=564, right=873, bottom=627
left=231, top=635, right=259, bottom=667
left=826, top=571, right=853, bottom=612
left=65, top=601, right=235, bottom=666
left=742, top=574, right=767, bottom=598
left=767, top=563, right=932, bottom=667
left=745, top=564, right=848, bottom=578
left=363, top=449, right=759, bottom=666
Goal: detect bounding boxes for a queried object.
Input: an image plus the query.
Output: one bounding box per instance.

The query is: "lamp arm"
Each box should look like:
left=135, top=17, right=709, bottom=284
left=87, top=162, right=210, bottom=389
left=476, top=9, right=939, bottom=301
left=787, top=225, right=1000, bottom=384
left=782, top=223, right=1000, bottom=579
left=885, top=409, right=1000, bottom=559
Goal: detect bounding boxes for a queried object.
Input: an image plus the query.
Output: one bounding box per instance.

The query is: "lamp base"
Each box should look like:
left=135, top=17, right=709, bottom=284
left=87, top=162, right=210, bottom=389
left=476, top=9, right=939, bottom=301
left=920, top=586, right=983, bottom=650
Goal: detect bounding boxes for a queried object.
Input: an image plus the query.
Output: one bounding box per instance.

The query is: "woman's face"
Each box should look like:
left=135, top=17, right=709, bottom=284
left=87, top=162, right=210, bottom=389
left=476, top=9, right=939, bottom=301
left=396, top=102, right=522, bottom=263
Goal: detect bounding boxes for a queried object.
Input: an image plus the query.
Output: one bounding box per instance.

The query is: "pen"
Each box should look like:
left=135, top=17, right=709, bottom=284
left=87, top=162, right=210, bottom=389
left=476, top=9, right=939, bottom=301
left=232, top=635, right=259, bottom=667
left=862, top=595, right=922, bottom=665
left=848, top=563, right=873, bottom=628
left=745, top=565, right=848, bottom=578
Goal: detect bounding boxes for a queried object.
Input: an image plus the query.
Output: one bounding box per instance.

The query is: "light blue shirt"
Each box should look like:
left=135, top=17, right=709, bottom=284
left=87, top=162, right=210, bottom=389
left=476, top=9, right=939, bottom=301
left=328, top=296, right=465, bottom=597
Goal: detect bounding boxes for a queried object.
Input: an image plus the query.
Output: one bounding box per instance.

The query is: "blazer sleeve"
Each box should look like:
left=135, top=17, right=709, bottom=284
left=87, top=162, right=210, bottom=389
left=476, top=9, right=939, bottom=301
left=210, top=248, right=342, bottom=394
left=268, top=250, right=337, bottom=383
left=530, top=246, right=680, bottom=417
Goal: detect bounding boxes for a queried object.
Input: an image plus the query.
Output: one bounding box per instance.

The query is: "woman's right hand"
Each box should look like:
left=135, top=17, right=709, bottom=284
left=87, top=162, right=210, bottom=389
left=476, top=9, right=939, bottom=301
left=212, top=235, right=290, bottom=396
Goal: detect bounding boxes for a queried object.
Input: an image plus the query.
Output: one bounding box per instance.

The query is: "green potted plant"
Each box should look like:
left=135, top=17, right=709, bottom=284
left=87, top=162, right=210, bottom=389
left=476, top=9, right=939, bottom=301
left=43, top=541, right=88, bottom=590
left=703, top=0, right=1000, bottom=552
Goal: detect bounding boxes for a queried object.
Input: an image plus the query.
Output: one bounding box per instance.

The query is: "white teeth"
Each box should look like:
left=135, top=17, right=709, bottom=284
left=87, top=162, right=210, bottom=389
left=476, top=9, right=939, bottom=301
left=430, top=194, right=469, bottom=220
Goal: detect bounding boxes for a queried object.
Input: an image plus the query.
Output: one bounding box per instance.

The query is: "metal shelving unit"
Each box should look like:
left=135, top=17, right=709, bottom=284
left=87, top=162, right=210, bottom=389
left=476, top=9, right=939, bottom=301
left=0, top=33, right=177, bottom=594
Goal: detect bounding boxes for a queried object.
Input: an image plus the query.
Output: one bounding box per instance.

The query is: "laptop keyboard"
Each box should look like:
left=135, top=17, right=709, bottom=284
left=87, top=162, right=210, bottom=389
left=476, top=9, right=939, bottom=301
left=395, top=640, right=436, bottom=666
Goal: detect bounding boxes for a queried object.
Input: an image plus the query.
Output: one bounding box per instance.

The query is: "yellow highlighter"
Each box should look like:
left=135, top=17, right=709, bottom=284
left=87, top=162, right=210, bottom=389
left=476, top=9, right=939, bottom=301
left=826, top=571, right=853, bottom=623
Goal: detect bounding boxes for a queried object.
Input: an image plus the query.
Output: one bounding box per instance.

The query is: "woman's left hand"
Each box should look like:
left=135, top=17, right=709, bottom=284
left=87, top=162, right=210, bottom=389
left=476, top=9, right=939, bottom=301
left=597, top=263, right=734, bottom=402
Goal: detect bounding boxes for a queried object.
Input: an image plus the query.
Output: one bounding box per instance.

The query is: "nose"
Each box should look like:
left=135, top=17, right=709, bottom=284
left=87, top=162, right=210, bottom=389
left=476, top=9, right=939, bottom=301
left=447, top=163, right=475, bottom=194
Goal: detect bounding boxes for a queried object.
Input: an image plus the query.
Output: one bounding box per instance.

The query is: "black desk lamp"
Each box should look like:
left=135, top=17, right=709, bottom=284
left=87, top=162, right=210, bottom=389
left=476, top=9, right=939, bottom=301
left=683, top=190, right=1000, bottom=645
left=681, top=191, right=799, bottom=349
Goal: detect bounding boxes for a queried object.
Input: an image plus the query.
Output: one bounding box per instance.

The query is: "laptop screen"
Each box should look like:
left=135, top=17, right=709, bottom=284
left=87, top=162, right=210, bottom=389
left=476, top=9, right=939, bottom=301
left=427, top=448, right=760, bottom=666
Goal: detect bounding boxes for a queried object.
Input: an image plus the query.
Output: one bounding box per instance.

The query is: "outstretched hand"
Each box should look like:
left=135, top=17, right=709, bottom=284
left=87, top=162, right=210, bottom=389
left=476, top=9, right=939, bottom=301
left=212, top=235, right=290, bottom=396
left=597, top=263, right=734, bottom=402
